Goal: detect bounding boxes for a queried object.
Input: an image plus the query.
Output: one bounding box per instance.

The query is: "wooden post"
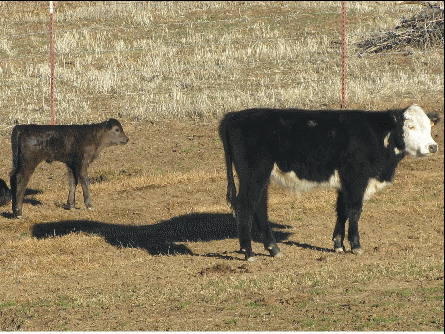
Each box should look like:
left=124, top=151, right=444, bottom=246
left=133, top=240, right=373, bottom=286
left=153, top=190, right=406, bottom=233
left=341, top=1, right=346, bottom=109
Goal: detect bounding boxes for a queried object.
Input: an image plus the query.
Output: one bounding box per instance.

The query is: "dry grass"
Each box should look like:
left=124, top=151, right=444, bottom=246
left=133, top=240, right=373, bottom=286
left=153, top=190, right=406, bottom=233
left=0, top=117, right=443, bottom=331
left=0, top=1, right=443, bottom=125
left=0, top=1, right=443, bottom=331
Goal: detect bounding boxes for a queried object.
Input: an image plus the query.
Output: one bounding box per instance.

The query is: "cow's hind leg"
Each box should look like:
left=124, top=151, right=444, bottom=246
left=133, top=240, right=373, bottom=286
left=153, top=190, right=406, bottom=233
left=236, top=207, right=256, bottom=261
left=333, top=191, right=347, bottom=252
left=254, top=189, right=281, bottom=258
left=235, top=167, right=272, bottom=261
left=234, top=183, right=260, bottom=261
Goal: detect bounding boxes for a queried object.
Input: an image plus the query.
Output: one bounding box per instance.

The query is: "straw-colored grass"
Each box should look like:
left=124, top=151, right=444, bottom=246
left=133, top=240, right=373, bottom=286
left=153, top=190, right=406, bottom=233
left=0, top=1, right=443, bottom=125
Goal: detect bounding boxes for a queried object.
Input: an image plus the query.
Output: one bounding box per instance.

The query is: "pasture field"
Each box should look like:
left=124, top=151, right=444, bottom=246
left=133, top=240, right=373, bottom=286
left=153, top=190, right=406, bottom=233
left=0, top=1, right=443, bottom=331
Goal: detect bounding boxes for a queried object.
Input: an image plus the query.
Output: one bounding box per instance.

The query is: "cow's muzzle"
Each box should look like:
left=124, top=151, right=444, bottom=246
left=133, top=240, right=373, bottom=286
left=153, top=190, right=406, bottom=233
left=428, top=144, right=438, bottom=154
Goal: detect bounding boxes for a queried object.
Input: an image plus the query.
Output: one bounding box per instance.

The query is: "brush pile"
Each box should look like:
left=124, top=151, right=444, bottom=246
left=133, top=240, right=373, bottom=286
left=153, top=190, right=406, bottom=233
left=357, top=2, right=444, bottom=54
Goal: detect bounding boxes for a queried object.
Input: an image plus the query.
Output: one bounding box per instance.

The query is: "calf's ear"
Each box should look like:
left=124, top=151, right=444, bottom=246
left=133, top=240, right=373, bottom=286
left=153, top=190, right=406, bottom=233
left=427, top=113, right=441, bottom=126
left=106, top=119, right=113, bottom=129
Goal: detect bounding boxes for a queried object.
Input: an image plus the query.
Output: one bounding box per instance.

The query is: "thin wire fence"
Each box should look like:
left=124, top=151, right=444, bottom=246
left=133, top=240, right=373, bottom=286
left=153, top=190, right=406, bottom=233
left=0, top=1, right=442, bottom=125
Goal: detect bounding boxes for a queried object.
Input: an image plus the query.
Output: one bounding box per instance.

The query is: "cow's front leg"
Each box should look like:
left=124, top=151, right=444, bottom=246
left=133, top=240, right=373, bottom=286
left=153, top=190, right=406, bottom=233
left=79, top=164, right=93, bottom=210
left=66, top=165, right=78, bottom=209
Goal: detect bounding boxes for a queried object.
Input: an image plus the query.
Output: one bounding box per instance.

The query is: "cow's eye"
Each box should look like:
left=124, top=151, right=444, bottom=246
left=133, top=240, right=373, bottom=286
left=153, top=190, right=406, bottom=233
left=408, top=125, right=415, bottom=130
left=115, top=128, right=120, bottom=132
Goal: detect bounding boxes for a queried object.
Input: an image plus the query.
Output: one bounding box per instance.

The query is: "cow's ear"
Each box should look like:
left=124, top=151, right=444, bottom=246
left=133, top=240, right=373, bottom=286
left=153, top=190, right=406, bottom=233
left=427, top=113, right=441, bottom=126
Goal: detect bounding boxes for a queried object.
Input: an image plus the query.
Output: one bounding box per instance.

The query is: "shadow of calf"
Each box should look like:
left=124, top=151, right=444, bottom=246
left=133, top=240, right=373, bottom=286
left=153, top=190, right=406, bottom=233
left=32, top=213, right=292, bottom=257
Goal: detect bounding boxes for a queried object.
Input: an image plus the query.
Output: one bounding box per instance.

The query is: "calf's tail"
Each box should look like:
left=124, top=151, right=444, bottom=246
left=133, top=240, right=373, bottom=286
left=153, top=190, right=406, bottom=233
left=9, top=125, right=20, bottom=177
left=219, top=114, right=237, bottom=209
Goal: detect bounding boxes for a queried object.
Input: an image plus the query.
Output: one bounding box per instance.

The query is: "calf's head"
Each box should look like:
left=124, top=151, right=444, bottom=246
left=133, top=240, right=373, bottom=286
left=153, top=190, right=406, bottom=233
left=103, top=118, right=129, bottom=146
left=402, top=104, right=440, bottom=157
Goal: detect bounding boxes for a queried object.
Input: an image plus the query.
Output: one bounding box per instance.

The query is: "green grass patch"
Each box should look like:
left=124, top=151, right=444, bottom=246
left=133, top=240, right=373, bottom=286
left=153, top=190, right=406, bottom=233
left=0, top=301, right=15, bottom=308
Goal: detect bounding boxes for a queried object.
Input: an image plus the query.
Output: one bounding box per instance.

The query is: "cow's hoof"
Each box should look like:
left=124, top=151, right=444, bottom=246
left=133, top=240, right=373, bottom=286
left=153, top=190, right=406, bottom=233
left=268, top=245, right=282, bottom=258
left=272, top=252, right=283, bottom=259
left=15, top=215, right=23, bottom=219
left=335, top=247, right=345, bottom=253
left=87, top=206, right=94, bottom=211
left=351, top=248, right=364, bottom=255
left=243, top=250, right=257, bottom=262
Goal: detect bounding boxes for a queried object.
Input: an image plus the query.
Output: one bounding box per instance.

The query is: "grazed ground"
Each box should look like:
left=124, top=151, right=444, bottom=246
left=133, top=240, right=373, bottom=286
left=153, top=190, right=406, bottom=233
left=0, top=1, right=443, bottom=330
left=0, top=112, right=443, bottom=331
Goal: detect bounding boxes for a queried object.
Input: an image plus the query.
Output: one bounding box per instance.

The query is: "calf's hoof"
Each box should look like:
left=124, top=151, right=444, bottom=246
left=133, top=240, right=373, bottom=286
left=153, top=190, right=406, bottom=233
left=65, top=203, right=76, bottom=210
left=335, top=247, right=345, bottom=253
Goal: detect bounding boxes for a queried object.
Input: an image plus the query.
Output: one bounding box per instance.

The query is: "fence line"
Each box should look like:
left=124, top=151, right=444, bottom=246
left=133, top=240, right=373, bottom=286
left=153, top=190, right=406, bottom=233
left=3, top=19, right=431, bottom=42
left=0, top=1, right=442, bottom=123
left=1, top=34, right=439, bottom=65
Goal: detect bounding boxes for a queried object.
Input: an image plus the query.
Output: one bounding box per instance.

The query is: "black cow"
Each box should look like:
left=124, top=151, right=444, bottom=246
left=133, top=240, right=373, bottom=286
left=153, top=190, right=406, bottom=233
left=219, top=104, right=440, bottom=261
left=0, top=178, right=11, bottom=207
left=10, top=118, right=129, bottom=218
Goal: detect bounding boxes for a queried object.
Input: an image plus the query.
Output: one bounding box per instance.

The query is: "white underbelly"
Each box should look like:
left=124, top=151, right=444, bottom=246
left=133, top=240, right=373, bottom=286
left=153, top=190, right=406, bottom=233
left=363, top=178, right=391, bottom=200
left=270, top=163, right=389, bottom=200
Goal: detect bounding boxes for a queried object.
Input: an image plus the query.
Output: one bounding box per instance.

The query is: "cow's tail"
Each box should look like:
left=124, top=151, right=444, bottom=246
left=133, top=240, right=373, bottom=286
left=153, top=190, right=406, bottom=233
left=219, top=113, right=237, bottom=211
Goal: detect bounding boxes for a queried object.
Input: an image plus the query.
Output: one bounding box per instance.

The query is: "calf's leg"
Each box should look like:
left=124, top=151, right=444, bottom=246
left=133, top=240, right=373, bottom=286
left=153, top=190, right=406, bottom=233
left=66, top=165, right=78, bottom=209
left=11, top=162, right=38, bottom=218
left=78, top=163, right=93, bottom=210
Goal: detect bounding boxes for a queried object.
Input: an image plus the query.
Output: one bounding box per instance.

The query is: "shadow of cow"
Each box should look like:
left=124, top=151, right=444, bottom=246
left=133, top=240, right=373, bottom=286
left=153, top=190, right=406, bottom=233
left=32, top=213, right=293, bottom=257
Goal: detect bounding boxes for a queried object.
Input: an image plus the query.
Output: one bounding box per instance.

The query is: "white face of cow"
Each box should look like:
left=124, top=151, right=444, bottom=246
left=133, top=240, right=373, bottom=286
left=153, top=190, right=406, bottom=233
left=402, top=104, right=438, bottom=157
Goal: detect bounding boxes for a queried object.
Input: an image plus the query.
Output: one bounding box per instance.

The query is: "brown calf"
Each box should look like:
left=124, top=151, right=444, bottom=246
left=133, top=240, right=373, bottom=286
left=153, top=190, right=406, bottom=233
left=10, top=118, right=129, bottom=218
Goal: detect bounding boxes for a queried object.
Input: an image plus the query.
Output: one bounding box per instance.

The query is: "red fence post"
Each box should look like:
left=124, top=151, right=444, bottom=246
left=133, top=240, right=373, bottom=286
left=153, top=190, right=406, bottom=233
left=50, top=1, right=55, bottom=125
left=341, top=1, right=346, bottom=109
